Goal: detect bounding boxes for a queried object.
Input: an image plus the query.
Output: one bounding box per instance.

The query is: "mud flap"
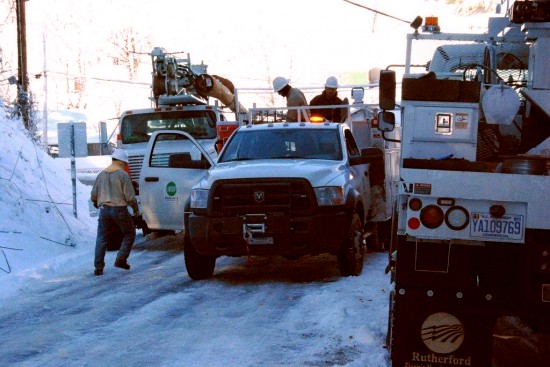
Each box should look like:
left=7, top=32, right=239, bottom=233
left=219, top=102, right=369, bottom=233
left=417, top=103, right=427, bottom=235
left=390, top=286, right=496, bottom=367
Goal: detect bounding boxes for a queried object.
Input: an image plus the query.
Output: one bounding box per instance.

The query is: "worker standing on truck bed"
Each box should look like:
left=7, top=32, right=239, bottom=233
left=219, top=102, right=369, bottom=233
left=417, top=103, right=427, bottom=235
left=309, top=76, right=346, bottom=122
left=272, top=76, right=310, bottom=122
left=91, top=149, right=140, bottom=276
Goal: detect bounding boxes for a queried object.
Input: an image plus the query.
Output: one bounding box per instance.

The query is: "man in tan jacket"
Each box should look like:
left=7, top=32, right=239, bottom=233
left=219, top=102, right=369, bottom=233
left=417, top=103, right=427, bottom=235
left=91, top=149, right=140, bottom=276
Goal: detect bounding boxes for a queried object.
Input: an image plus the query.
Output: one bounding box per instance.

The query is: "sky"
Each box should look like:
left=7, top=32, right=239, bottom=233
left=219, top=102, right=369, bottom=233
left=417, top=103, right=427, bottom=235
left=0, top=107, right=393, bottom=366
left=1, top=0, right=502, bottom=125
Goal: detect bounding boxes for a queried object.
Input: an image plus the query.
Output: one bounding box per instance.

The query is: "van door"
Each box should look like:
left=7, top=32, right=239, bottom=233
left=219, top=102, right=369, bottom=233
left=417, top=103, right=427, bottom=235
left=139, top=130, right=215, bottom=231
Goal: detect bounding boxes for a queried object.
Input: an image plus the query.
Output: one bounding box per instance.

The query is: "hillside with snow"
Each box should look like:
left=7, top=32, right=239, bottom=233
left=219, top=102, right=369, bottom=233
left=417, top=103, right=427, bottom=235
left=0, top=105, right=97, bottom=298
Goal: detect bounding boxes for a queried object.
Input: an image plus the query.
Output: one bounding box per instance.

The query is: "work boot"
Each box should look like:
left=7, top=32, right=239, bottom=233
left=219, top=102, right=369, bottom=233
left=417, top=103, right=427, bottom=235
left=94, top=268, right=104, bottom=276
left=114, top=258, right=131, bottom=270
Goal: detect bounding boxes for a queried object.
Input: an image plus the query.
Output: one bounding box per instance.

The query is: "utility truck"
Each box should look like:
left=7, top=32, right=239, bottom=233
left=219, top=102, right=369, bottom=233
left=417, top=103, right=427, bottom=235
left=380, top=2, right=550, bottom=366
left=182, top=119, right=372, bottom=279
left=138, top=82, right=400, bottom=278
left=116, top=47, right=243, bottom=233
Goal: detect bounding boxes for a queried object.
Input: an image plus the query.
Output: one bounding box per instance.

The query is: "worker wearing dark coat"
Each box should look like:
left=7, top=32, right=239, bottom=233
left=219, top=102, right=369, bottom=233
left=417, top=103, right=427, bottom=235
left=310, top=76, right=346, bottom=122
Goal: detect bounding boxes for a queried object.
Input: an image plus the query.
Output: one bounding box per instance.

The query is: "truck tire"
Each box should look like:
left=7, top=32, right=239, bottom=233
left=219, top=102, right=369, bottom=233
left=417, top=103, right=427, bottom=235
left=183, top=233, right=216, bottom=280
left=337, top=212, right=366, bottom=276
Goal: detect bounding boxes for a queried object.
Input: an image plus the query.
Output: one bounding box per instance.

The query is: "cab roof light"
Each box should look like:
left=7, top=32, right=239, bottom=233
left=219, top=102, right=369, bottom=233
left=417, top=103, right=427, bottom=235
left=425, top=16, right=438, bottom=26
left=310, top=116, right=325, bottom=123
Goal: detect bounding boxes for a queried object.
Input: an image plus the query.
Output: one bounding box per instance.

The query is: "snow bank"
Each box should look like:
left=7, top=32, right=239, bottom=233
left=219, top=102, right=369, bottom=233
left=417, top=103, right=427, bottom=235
left=0, top=111, right=98, bottom=298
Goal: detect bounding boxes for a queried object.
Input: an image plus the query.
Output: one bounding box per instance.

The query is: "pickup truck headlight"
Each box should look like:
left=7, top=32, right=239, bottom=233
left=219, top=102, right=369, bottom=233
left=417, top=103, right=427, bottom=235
left=190, top=189, right=209, bottom=209
left=314, top=186, right=345, bottom=206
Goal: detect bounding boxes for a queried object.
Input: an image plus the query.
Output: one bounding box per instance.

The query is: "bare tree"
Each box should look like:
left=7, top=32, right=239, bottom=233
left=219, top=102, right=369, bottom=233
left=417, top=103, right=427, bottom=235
left=108, top=27, right=152, bottom=81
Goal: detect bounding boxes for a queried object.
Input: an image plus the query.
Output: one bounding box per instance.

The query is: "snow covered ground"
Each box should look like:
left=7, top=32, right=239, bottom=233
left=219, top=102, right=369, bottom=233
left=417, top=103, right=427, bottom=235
left=0, top=110, right=98, bottom=299
left=0, top=110, right=393, bottom=366
left=2, top=108, right=548, bottom=367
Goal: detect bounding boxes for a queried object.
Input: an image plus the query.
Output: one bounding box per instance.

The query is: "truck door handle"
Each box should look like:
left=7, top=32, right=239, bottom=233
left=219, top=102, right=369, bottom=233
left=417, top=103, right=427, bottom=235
left=144, top=177, right=159, bottom=182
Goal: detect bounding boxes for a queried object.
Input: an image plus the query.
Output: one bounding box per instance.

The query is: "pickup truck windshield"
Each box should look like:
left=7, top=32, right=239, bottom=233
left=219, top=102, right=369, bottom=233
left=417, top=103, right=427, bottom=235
left=219, top=128, right=343, bottom=162
left=120, top=110, right=217, bottom=144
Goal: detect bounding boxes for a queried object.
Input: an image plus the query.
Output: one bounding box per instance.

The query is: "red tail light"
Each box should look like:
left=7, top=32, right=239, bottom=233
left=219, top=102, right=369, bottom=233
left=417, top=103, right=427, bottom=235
left=420, top=205, right=444, bottom=229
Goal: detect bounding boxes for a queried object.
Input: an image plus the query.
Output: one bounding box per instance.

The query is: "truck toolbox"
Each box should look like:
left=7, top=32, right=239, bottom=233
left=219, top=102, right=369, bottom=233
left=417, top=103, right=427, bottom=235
left=402, top=78, right=480, bottom=103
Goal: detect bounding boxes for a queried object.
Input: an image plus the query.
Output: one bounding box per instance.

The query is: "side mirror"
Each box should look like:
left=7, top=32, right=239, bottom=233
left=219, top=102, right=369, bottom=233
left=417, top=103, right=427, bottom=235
left=379, top=70, right=396, bottom=111
left=378, top=111, right=395, bottom=132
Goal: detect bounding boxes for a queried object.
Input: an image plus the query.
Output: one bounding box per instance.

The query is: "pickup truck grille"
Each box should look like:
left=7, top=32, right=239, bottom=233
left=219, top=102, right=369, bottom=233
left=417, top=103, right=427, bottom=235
left=210, top=178, right=316, bottom=216
left=128, top=154, right=144, bottom=183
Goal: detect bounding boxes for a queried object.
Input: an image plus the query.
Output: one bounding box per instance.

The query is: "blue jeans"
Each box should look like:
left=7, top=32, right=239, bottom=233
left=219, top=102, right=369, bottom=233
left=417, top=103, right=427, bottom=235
left=94, top=205, right=136, bottom=270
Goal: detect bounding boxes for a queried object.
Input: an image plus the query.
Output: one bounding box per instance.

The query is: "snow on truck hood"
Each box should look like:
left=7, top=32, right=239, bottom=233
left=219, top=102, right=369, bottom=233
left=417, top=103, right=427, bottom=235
left=197, top=159, right=345, bottom=189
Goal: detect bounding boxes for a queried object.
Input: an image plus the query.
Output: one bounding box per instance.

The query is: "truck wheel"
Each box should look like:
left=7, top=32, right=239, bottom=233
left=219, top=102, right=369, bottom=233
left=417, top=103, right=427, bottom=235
left=338, top=212, right=366, bottom=276
left=183, top=233, right=216, bottom=280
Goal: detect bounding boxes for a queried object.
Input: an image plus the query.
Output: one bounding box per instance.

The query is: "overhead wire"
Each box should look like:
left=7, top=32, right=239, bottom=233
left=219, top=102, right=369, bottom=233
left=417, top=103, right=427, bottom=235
left=342, top=0, right=411, bottom=24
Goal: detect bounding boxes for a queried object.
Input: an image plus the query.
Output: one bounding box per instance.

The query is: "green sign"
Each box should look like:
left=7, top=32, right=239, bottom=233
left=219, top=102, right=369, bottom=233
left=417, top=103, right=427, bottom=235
left=166, top=181, right=177, bottom=196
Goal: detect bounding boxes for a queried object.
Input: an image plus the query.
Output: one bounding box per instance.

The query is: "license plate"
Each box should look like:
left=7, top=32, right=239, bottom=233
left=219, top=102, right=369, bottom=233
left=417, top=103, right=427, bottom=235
left=248, top=236, right=273, bottom=245
left=470, top=213, right=524, bottom=241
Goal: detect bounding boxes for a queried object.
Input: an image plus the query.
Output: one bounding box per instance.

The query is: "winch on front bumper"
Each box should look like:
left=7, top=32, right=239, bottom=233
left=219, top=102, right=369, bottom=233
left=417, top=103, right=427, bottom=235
left=188, top=209, right=352, bottom=257
left=187, top=178, right=353, bottom=257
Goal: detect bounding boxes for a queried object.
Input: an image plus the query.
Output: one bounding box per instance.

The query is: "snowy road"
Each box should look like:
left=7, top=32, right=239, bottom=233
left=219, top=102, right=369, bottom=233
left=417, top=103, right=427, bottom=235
left=0, top=234, right=392, bottom=367
left=1, top=233, right=549, bottom=367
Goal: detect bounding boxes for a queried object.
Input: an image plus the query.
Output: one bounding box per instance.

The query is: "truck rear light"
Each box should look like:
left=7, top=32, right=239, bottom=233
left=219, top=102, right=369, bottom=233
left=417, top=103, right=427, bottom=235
left=490, top=204, right=506, bottom=218
left=420, top=205, right=444, bottom=229
left=408, top=217, right=421, bottom=230
left=409, top=198, right=422, bottom=211
left=445, top=206, right=469, bottom=230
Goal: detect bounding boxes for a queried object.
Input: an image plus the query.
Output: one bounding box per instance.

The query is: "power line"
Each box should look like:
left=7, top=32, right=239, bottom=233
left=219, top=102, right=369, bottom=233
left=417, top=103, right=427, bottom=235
left=342, top=0, right=410, bottom=24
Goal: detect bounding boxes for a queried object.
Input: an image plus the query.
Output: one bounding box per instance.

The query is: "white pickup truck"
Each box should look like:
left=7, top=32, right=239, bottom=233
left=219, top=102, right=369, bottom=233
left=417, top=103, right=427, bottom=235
left=179, top=120, right=375, bottom=279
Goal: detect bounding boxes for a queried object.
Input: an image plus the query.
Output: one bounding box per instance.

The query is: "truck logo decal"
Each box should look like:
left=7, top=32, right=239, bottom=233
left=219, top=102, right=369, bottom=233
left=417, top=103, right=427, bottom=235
left=421, top=312, right=464, bottom=354
left=254, top=191, right=265, bottom=202
left=166, top=181, right=177, bottom=197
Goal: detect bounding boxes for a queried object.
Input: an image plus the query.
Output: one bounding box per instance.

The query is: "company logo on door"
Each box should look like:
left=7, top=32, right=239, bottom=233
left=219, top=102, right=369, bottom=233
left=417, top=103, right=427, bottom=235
left=165, top=182, right=177, bottom=198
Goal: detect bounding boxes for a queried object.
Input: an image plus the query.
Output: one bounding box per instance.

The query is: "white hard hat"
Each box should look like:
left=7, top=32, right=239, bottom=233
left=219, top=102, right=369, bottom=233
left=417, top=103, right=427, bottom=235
left=325, top=76, right=339, bottom=89
left=112, top=148, right=129, bottom=163
left=273, top=76, right=289, bottom=92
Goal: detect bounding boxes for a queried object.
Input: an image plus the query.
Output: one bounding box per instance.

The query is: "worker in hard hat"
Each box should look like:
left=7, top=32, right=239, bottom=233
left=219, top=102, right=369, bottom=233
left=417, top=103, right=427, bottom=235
left=272, top=76, right=310, bottom=122
left=309, top=76, right=347, bottom=122
left=91, top=148, right=139, bottom=276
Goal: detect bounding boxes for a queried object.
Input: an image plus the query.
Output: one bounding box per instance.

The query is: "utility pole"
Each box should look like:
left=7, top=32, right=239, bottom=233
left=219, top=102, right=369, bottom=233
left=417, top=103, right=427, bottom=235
left=16, top=0, right=30, bottom=129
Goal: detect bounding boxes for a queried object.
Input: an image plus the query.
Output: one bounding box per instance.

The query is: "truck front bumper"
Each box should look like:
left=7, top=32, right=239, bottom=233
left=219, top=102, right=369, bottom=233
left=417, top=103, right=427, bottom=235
left=188, top=210, right=352, bottom=257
